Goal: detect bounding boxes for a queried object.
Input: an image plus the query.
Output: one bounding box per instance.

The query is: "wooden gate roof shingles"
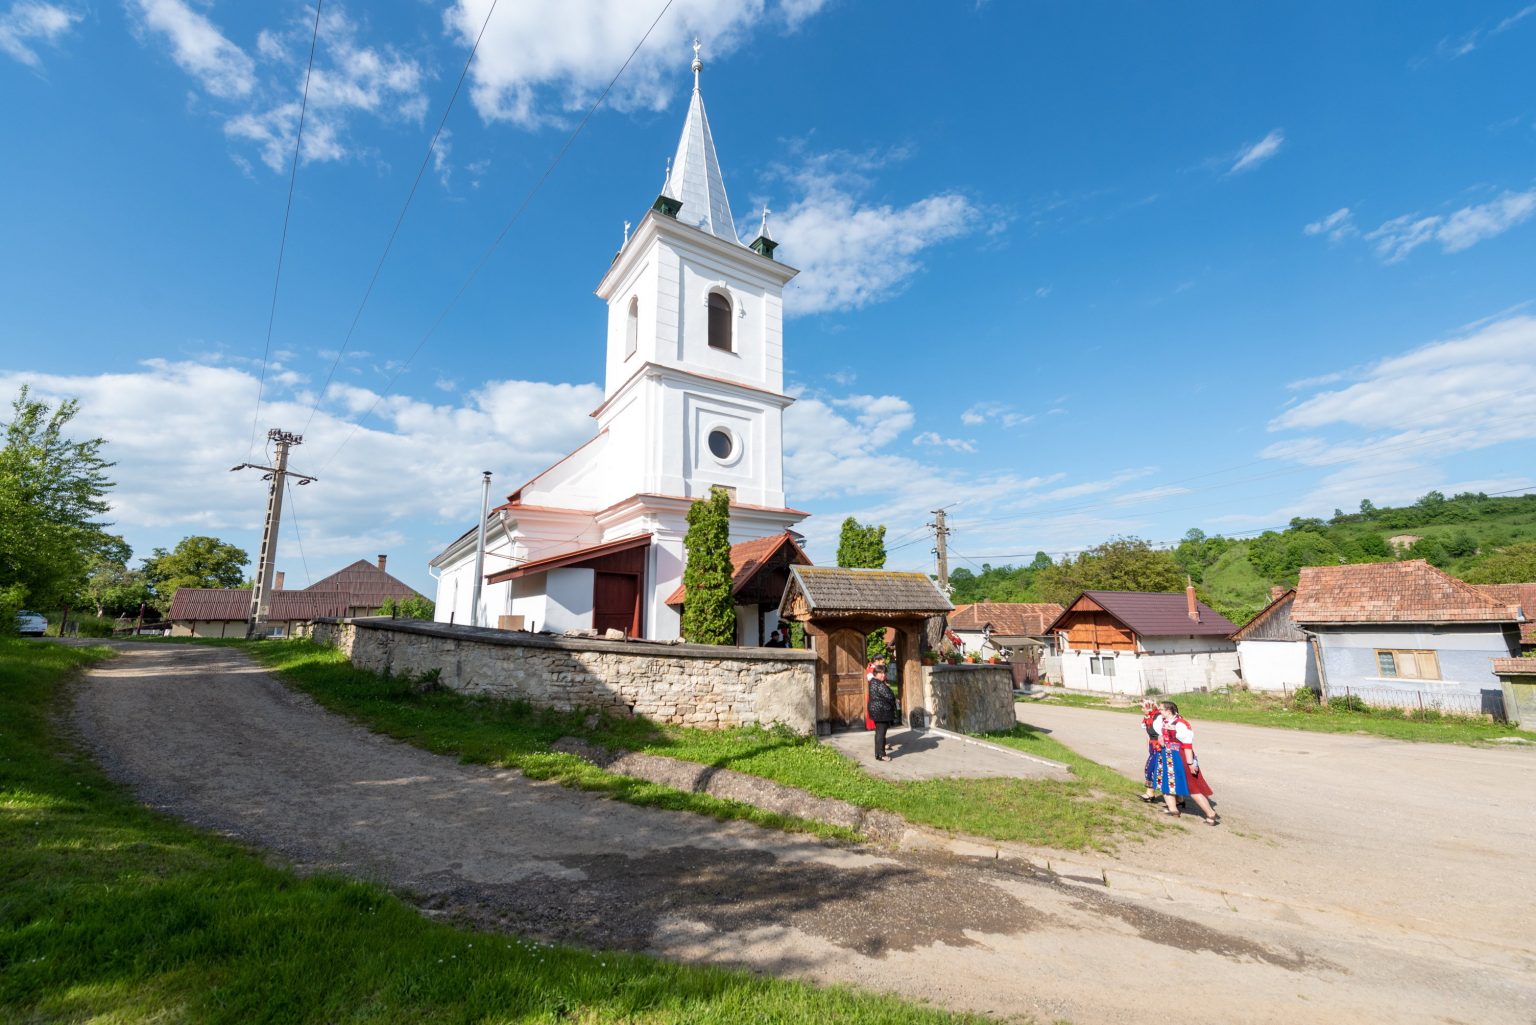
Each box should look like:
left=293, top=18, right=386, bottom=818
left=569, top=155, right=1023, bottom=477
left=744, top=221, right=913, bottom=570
left=779, top=566, right=952, bottom=618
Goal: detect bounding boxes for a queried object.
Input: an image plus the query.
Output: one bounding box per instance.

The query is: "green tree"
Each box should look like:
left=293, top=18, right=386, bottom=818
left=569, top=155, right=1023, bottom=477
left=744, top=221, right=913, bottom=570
left=379, top=594, right=435, bottom=620
left=82, top=551, right=155, bottom=618
left=1462, top=542, right=1536, bottom=584
left=680, top=486, right=735, bottom=645
left=1029, top=551, right=1053, bottom=571
left=1359, top=498, right=1377, bottom=516
left=1405, top=536, right=1450, bottom=567
left=142, top=535, right=250, bottom=613
left=0, top=386, right=117, bottom=611
left=836, top=517, right=887, bottom=569
left=1033, top=537, right=1185, bottom=607
left=1443, top=530, right=1480, bottom=559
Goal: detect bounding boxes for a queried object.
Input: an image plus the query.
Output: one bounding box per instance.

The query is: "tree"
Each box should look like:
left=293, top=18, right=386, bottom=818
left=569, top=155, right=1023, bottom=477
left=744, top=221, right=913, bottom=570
left=1443, top=530, right=1480, bottom=559
left=1405, top=536, right=1450, bottom=568
left=82, top=554, right=155, bottom=618
left=1029, top=551, right=1053, bottom=571
left=1033, top=537, right=1185, bottom=606
left=836, top=517, right=887, bottom=569
left=379, top=595, right=435, bottom=620
left=142, top=535, right=250, bottom=613
left=1462, top=542, right=1536, bottom=584
left=0, top=386, right=117, bottom=611
left=1359, top=499, right=1377, bottom=516
left=680, top=486, right=735, bottom=645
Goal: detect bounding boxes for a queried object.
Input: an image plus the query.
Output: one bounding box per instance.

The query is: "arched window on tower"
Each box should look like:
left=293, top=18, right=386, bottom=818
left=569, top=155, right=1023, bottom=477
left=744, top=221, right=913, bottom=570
left=707, top=290, right=733, bottom=352
left=625, top=297, right=639, bottom=358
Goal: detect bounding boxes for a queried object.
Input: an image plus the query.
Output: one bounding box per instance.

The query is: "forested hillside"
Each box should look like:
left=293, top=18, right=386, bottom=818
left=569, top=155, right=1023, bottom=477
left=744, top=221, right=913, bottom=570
left=947, top=492, right=1536, bottom=627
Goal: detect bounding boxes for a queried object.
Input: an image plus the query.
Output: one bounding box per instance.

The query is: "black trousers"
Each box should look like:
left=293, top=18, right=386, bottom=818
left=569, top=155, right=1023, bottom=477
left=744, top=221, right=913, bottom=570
left=873, top=721, right=889, bottom=758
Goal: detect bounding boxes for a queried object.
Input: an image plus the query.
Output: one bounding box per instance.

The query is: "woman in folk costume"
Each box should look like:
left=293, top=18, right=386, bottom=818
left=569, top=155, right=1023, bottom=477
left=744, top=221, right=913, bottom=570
left=1138, top=699, right=1164, bottom=803
left=1153, top=701, right=1220, bottom=825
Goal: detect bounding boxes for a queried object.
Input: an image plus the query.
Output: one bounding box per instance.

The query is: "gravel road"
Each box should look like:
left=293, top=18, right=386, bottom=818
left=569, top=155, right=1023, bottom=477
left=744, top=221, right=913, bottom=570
left=68, top=644, right=1536, bottom=1024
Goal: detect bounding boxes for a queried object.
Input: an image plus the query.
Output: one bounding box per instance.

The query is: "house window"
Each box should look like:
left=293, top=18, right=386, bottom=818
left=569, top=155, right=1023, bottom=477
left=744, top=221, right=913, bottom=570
left=707, top=290, right=732, bottom=351
left=1375, top=649, right=1440, bottom=680
left=1089, top=655, right=1116, bottom=677
left=625, top=297, right=639, bottom=357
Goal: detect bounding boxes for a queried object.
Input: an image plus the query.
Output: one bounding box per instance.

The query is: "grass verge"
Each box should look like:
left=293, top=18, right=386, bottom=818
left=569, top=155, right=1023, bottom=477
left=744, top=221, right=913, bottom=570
left=1019, top=688, right=1536, bottom=744
left=250, top=639, right=1153, bottom=852
left=0, top=637, right=991, bottom=1025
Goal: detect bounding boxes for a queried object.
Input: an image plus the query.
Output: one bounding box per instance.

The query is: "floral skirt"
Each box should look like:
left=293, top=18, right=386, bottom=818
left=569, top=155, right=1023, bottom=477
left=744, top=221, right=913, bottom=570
left=1143, top=747, right=1157, bottom=785
left=1154, top=746, right=1213, bottom=797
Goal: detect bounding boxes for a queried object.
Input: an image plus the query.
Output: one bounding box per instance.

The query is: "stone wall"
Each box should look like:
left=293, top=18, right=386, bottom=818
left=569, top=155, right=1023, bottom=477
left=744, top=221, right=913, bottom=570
left=921, top=664, right=1017, bottom=733
left=312, top=618, right=818, bottom=734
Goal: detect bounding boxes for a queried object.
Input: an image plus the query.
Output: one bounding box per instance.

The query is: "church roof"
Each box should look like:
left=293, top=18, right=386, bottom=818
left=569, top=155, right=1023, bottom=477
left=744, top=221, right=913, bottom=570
left=663, top=48, right=738, bottom=244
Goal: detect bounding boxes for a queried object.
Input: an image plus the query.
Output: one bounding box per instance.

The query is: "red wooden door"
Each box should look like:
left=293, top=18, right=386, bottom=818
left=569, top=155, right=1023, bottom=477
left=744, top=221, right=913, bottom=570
left=593, top=572, right=639, bottom=637
left=828, top=629, right=867, bottom=728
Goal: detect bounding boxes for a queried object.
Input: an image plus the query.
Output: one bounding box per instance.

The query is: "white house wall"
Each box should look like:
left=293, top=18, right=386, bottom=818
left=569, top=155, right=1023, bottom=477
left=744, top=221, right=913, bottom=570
left=1059, top=647, right=1242, bottom=696
left=1236, top=639, right=1316, bottom=692
left=543, top=568, right=595, bottom=633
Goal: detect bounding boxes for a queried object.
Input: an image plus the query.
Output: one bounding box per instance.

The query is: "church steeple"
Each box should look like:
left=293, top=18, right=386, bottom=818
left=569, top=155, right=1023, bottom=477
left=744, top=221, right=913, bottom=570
left=663, top=39, right=738, bottom=243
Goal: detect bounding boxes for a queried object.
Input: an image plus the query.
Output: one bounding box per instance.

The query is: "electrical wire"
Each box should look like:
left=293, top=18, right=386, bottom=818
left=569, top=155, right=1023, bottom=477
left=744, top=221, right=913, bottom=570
left=248, top=0, right=325, bottom=459
left=283, top=477, right=314, bottom=587
left=314, top=0, right=678, bottom=474
left=301, top=0, right=506, bottom=436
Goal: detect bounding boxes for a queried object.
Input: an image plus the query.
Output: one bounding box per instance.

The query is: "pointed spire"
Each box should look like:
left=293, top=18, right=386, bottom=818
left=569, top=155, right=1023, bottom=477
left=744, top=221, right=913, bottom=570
left=665, top=39, right=738, bottom=243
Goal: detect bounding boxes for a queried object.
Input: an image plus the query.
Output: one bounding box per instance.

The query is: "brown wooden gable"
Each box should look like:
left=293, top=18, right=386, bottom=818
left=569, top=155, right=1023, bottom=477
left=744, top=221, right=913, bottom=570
left=1054, top=594, right=1137, bottom=651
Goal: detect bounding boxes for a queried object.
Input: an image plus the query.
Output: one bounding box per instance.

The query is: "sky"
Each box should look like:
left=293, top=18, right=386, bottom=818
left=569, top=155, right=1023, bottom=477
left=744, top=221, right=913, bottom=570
left=3, top=0, right=1535, bottom=598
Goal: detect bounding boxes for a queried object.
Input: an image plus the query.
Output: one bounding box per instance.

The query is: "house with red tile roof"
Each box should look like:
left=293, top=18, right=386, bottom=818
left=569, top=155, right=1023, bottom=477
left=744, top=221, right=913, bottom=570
left=1471, top=583, right=1536, bottom=651
left=1044, top=587, right=1239, bottom=695
left=167, top=587, right=348, bottom=638
left=1291, top=560, right=1523, bottom=713
left=949, top=602, right=1064, bottom=685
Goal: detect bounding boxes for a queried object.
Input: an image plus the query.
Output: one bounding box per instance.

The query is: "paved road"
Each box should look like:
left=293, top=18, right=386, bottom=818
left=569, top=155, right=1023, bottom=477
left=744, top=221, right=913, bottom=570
left=1015, top=701, right=1536, bottom=957
left=67, top=645, right=1536, bottom=1025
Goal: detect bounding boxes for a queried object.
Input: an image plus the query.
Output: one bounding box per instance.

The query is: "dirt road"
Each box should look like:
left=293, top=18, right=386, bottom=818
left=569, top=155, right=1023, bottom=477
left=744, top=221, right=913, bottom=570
left=69, top=645, right=1536, bottom=1024
left=1014, top=701, right=1536, bottom=957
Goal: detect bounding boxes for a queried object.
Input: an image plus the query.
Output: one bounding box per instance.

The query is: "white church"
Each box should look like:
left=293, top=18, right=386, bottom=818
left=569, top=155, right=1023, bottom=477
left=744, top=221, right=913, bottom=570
left=430, top=46, right=810, bottom=643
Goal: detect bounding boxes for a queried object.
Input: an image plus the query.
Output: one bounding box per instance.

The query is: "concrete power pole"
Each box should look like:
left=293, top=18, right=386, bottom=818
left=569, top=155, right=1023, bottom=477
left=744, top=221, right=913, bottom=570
left=470, top=470, right=492, bottom=627
left=231, top=429, right=316, bottom=639
left=929, top=507, right=951, bottom=593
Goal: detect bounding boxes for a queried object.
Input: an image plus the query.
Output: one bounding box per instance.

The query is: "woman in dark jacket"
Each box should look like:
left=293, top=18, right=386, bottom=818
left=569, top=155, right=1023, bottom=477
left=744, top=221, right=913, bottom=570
left=867, top=667, right=899, bottom=761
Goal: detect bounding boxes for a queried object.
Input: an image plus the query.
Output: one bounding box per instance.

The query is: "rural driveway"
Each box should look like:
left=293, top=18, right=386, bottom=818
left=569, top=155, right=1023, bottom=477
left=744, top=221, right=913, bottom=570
left=69, top=645, right=1536, bottom=1025
left=1015, top=701, right=1536, bottom=959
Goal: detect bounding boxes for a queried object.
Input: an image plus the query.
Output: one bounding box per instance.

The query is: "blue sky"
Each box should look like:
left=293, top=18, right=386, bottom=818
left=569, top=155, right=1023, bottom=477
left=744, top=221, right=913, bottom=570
left=3, top=0, right=1535, bottom=596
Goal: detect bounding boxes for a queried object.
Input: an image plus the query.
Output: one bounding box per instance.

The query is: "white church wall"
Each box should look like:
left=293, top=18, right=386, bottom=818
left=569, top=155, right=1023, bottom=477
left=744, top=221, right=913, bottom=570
left=646, top=535, right=685, bottom=642
left=544, top=568, right=595, bottom=633
left=734, top=604, right=760, bottom=646
left=603, top=255, right=656, bottom=392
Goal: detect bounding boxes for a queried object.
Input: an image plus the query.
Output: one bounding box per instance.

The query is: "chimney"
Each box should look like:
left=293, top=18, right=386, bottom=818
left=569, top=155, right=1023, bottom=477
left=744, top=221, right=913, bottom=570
left=274, top=571, right=285, bottom=590
left=1270, top=585, right=1284, bottom=601
left=377, top=555, right=387, bottom=572
left=1186, top=578, right=1200, bottom=623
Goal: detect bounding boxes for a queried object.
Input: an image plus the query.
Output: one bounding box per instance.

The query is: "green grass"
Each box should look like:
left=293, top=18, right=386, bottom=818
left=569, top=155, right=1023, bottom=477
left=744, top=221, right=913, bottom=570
left=0, top=637, right=994, bottom=1025
left=249, top=639, right=1154, bottom=852
left=1019, top=688, right=1536, bottom=745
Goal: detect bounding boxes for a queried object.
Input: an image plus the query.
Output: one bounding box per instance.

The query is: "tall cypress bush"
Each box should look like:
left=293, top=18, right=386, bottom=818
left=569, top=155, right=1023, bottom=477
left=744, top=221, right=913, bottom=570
left=681, top=486, right=736, bottom=644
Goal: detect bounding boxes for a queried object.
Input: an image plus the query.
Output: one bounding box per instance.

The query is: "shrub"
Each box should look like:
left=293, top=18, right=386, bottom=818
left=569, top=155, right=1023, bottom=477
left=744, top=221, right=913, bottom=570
left=1328, top=693, right=1368, bottom=713
left=1143, top=686, right=1162, bottom=696
left=1288, top=687, right=1320, bottom=710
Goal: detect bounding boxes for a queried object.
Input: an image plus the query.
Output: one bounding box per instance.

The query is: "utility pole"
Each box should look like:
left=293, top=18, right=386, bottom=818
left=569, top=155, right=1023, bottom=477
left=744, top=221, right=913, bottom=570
left=470, top=470, right=492, bottom=627
left=929, top=507, right=951, bottom=593
left=231, top=429, right=316, bottom=639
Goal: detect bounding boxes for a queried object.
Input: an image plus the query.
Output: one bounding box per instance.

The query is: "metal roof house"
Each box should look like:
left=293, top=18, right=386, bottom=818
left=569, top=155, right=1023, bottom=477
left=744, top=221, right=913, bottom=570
left=1045, top=587, right=1240, bottom=695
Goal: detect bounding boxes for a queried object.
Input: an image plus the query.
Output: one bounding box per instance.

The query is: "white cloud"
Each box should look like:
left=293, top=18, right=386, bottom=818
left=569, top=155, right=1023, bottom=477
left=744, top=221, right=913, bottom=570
left=223, top=6, right=428, bottom=172
left=774, top=184, right=992, bottom=316
left=0, top=1, right=80, bottom=68
left=960, top=401, right=1034, bottom=429
left=129, top=0, right=255, bottom=99
left=1363, top=189, right=1536, bottom=262
left=1303, top=207, right=1356, bottom=243
left=446, top=0, right=829, bottom=127
left=1261, top=314, right=1536, bottom=508
left=1229, top=128, right=1284, bottom=174
left=913, top=431, right=975, bottom=453
left=0, top=361, right=601, bottom=585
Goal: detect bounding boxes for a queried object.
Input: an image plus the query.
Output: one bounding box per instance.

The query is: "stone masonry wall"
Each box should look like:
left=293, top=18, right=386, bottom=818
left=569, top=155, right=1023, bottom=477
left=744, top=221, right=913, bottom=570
left=921, top=664, right=1017, bottom=733
left=312, top=618, right=818, bottom=734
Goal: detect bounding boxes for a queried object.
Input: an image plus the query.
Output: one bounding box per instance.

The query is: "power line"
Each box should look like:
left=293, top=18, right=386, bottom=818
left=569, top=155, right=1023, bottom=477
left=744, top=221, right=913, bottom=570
left=301, top=0, right=506, bottom=436
left=284, top=477, right=314, bottom=587
left=314, top=0, right=678, bottom=474
left=248, top=0, right=325, bottom=459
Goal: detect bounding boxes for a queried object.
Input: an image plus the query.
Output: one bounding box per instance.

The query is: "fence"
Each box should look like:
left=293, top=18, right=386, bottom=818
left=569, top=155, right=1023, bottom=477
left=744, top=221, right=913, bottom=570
left=1320, top=682, right=1505, bottom=719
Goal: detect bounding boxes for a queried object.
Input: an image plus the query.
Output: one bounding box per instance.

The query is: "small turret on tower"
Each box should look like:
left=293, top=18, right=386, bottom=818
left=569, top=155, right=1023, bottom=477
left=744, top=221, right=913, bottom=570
left=750, top=206, right=778, bottom=260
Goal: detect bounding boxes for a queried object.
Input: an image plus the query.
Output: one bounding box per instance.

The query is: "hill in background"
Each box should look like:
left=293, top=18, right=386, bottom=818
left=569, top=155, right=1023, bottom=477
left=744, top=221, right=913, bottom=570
left=947, top=491, right=1536, bottom=627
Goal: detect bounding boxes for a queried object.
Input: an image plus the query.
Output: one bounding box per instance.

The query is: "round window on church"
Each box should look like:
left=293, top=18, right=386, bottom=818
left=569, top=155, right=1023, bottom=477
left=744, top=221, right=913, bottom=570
left=707, top=428, right=734, bottom=461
